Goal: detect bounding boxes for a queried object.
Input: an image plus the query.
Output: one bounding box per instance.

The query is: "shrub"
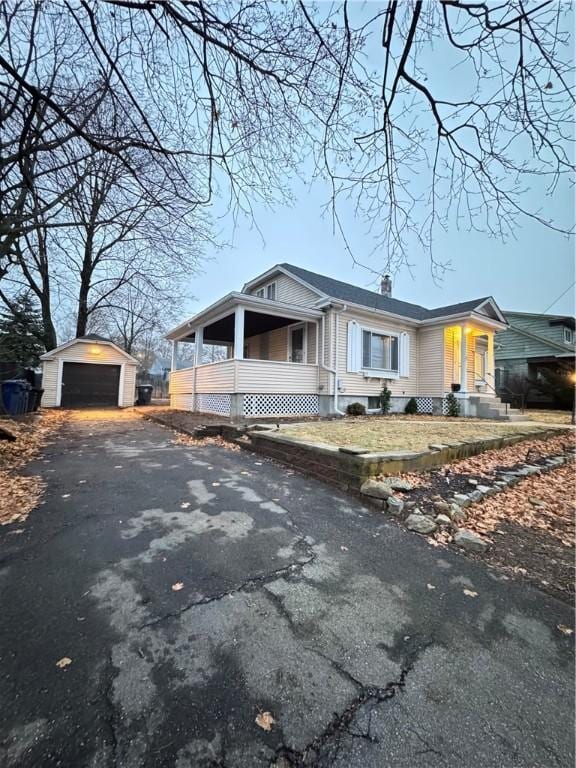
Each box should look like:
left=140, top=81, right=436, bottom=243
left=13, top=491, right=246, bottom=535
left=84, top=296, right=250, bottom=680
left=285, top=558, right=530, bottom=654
left=380, top=386, right=392, bottom=415
left=346, top=402, right=366, bottom=416
left=445, top=392, right=460, bottom=417
left=404, top=397, right=418, bottom=415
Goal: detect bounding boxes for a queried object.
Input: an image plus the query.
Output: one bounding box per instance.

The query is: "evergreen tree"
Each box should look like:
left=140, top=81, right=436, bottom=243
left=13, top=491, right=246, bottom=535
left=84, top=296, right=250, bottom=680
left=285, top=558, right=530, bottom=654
left=0, top=293, right=45, bottom=366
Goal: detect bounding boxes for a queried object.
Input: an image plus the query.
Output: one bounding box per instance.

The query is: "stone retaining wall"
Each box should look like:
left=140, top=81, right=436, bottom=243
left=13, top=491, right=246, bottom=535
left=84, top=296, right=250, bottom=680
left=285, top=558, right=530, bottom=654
left=243, top=427, right=568, bottom=492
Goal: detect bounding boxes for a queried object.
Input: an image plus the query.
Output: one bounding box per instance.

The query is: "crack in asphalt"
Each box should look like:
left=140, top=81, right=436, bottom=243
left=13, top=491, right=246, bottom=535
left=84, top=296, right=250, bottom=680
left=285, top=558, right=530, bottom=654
left=138, top=537, right=317, bottom=631
left=101, top=653, right=120, bottom=768
left=271, top=639, right=435, bottom=767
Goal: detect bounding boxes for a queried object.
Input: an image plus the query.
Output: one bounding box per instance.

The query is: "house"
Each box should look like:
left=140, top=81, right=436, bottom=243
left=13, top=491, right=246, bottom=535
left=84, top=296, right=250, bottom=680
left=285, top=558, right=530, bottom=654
left=166, top=263, right=511, bottom=419
left=495, top=311, right=575, bottom=407
left=41, top=335, right=139, bottom=408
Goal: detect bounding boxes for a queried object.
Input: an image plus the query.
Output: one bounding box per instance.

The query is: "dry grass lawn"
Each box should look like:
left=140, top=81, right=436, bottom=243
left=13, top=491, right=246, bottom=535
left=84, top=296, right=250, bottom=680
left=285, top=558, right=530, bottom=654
left=526, top=409, right=573, bottom=425
left=281, top=417, right=552, bottom=452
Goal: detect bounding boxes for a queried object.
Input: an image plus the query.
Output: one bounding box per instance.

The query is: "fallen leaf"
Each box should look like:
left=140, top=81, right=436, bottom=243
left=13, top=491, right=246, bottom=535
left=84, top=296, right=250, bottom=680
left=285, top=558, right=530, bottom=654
left=212, top=482, right=221, bottom=487
left=56, top=657, right=72, bottom=669
left=255, top=711, right=275, bottom=731
left=426, top=583, right=436, bottom=590
left=340, top=545, right=348, bottom=552
left=463, top=589, right=478, bottom=598
left=172, top=582, right=184, bottom=591
left=557, top=624, right=574, bottom=636
left=61, top=494, right=70, bottom=499
left=180, top=502, right=190, bottom=509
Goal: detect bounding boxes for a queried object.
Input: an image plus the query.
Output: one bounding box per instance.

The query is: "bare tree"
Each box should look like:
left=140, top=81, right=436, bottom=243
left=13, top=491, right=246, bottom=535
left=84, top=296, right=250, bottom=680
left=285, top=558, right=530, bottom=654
left=88, top=277, right=184, bottom=354
left=2, top=1, right=573, bottom=284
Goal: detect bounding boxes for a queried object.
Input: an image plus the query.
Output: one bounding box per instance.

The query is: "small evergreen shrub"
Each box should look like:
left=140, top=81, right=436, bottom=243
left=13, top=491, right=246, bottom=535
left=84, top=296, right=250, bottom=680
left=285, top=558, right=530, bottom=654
left=445, top=392, right=460, bottom=417
left=380, top=386, right=392, bottom=415
left=404, top=397, right=418, bottom=415
left=346, top=402, right=366, bottom=416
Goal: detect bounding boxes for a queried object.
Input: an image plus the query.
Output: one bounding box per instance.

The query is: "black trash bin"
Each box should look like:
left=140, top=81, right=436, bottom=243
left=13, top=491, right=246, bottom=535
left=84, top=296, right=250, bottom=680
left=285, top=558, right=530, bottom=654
left=1, top=380, right=31, bottom=415
left=29, top=388, right=44, bottom=411
left=136, top=384, right=153, bottom=406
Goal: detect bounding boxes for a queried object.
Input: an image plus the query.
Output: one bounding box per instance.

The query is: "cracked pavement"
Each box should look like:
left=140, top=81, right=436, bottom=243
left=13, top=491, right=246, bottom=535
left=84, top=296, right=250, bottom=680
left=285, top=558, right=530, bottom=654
left=0, top=416, right=573, bottom=767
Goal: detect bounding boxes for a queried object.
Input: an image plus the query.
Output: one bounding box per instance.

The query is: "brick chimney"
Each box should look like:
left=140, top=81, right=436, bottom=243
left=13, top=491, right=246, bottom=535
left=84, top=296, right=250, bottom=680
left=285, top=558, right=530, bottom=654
left=380, top=274, right=392, bottom=297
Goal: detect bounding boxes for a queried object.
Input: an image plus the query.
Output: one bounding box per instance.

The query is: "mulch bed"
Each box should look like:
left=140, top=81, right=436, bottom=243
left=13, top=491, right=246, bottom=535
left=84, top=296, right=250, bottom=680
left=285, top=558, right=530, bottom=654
left=390, top=431, right=575, bottom=603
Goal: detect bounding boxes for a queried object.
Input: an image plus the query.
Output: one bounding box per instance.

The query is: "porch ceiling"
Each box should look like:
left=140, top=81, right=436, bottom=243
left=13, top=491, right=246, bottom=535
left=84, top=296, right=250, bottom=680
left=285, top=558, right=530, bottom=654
left=201, top=310, right=306, bottom=345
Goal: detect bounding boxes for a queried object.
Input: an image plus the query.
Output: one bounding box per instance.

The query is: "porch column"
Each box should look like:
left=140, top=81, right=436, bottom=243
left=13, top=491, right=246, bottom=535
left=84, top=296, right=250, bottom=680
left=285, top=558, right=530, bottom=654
left=487, top=333, right=495, bottom=389
left=194, top=326, right=204, bottom=366
left=460, top=325, right=468, bottom=393
left=234, top=306, right=245, bottom=359
left=171, top=340, right=179, bottom=371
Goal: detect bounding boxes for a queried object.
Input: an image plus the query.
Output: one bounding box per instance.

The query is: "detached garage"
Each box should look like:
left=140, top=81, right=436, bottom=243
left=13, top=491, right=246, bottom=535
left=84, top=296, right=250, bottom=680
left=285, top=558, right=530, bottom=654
left=40, top=335, right=139, bottom=408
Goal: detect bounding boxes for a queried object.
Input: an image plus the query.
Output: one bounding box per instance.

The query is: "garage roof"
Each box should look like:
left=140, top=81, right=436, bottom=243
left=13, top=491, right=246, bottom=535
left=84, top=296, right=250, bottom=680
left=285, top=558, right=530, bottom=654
left=40, top=337, right=139, bottom=364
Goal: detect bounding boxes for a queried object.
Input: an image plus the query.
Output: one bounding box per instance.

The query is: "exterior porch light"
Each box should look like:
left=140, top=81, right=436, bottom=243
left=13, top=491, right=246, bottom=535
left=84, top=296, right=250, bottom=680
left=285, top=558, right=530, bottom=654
left=90, top=345, right=101, bottom=355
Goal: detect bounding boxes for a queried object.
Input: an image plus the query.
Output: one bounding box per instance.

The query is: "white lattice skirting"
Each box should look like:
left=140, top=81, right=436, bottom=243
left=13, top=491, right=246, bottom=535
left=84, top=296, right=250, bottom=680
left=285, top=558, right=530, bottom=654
left=244, top=394, right=319, bottom=417
left=415, top=397, right=434, bottom=414
left=195, top=393, right=231, bottom=416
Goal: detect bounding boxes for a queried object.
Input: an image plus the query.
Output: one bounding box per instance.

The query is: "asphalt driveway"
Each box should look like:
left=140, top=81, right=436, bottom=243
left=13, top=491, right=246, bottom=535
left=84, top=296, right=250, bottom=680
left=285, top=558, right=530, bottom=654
left=0, top=416, right=573, bottom=767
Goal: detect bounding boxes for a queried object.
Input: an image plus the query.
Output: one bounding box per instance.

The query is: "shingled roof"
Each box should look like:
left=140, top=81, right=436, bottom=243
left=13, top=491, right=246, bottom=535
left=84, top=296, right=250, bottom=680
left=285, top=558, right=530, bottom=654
left=280, top=263, right=492, bottom=321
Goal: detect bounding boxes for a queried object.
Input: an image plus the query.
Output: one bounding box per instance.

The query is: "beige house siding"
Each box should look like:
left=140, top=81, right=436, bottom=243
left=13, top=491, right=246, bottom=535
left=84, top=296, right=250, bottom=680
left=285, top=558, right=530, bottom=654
left=244, top=322, right=318, bottom=364
left=170, top=360, right=318, bottom=397
left=41, top=341, right=137, bottom=407
left=41, top=359, right=59, bottom=408
left=335, top=310, right=419, bottom=398
left=236, top=360, right=318, bottom=393
left=197, top=361, right=236, bottom=393
left=417, top=327, right=444, bottom=397
left=248, top=273, right=320, bottom=307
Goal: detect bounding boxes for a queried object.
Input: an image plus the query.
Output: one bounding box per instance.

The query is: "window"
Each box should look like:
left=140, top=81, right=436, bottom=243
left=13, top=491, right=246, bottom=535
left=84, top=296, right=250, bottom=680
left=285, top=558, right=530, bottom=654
left=362, top=330, right=398, bottom=372
left=563, top=327, right=573, bottom=344
left=254, top=281, right=276, bottom=300
left=289, top=324, right=305, bottom=363
left=368, top=396, right=381, bottom=410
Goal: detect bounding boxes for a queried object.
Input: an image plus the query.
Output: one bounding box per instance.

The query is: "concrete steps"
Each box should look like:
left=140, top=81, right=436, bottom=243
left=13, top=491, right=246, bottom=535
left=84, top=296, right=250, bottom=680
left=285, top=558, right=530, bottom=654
left=469, top=396, right=525, bottom=421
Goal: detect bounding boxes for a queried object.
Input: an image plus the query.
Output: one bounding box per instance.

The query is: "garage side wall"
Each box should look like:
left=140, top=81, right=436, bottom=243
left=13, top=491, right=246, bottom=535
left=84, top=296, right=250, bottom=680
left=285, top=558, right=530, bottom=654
left=41, top=359, right=59, bottom=407
left=41, top=342, right=138, bottom=407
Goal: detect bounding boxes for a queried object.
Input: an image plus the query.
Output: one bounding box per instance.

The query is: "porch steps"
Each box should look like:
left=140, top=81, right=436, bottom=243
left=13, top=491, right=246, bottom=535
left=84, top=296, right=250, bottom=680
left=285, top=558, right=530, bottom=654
left=469, top=396, right=525, bottom=422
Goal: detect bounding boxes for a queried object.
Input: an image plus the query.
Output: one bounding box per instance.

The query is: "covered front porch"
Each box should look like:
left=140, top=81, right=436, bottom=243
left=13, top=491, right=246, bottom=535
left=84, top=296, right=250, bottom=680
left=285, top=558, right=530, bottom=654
left=167, top=293, right=325, bottom=418
left=443, top=323, right=497, bottom=396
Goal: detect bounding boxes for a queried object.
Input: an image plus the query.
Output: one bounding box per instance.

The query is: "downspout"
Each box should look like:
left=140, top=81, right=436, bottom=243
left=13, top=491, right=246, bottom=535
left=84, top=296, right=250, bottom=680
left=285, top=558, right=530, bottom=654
left=319, top=304, right=347, bottom=415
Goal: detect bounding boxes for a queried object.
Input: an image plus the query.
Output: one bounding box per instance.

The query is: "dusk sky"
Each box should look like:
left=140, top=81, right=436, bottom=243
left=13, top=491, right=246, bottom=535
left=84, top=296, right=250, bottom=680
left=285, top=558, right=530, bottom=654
left=184, top=170, right=574, bottom=319
left=183, top=4, right=575, bottom=324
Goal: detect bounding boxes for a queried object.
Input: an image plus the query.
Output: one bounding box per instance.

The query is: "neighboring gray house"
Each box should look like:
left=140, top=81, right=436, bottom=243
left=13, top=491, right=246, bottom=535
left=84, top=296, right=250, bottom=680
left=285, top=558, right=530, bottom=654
left=495, top=311, right=575, bottom=407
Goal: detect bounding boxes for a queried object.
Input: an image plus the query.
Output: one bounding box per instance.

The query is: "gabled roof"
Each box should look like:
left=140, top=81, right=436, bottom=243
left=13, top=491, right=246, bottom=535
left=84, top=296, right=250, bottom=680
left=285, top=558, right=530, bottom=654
left=79, top=333, right=113, bottom=342
left=40, top=336, right=139, bottom=364
left=279, top=263, right=504, bottom=324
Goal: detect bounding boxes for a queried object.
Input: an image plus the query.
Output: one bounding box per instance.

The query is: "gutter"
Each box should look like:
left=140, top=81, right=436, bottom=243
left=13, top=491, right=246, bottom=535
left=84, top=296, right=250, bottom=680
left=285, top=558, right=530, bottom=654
left=319, top=304, right=347, bottom=415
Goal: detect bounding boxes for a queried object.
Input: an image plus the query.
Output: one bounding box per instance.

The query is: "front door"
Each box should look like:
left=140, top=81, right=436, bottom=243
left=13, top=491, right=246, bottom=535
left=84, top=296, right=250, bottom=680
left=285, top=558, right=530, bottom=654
left=289, top=325, right=305, bottom=363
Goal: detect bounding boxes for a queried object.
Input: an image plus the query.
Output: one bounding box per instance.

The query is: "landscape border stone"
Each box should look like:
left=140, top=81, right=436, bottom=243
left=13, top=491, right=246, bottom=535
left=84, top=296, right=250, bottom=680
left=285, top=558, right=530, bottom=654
left=237, top=425, right=569, bottom=493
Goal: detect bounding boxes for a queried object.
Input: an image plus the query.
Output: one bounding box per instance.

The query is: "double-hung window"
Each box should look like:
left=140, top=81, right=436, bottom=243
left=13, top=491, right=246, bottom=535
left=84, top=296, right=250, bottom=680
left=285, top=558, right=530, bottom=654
left=255, top=282, right=277, bottom=300
left=362, top=330, right=399, bottom=373
left=563, top=327, right=573, bottom=344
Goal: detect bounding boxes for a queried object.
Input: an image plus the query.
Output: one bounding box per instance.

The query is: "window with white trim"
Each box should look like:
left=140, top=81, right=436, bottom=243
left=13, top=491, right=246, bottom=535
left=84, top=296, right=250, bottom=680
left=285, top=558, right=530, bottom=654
left=563, top=326, right=573, bottom=344
left=254, top=281, right=277, bottom=300
left=362, top=330, right=399, bottom=372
